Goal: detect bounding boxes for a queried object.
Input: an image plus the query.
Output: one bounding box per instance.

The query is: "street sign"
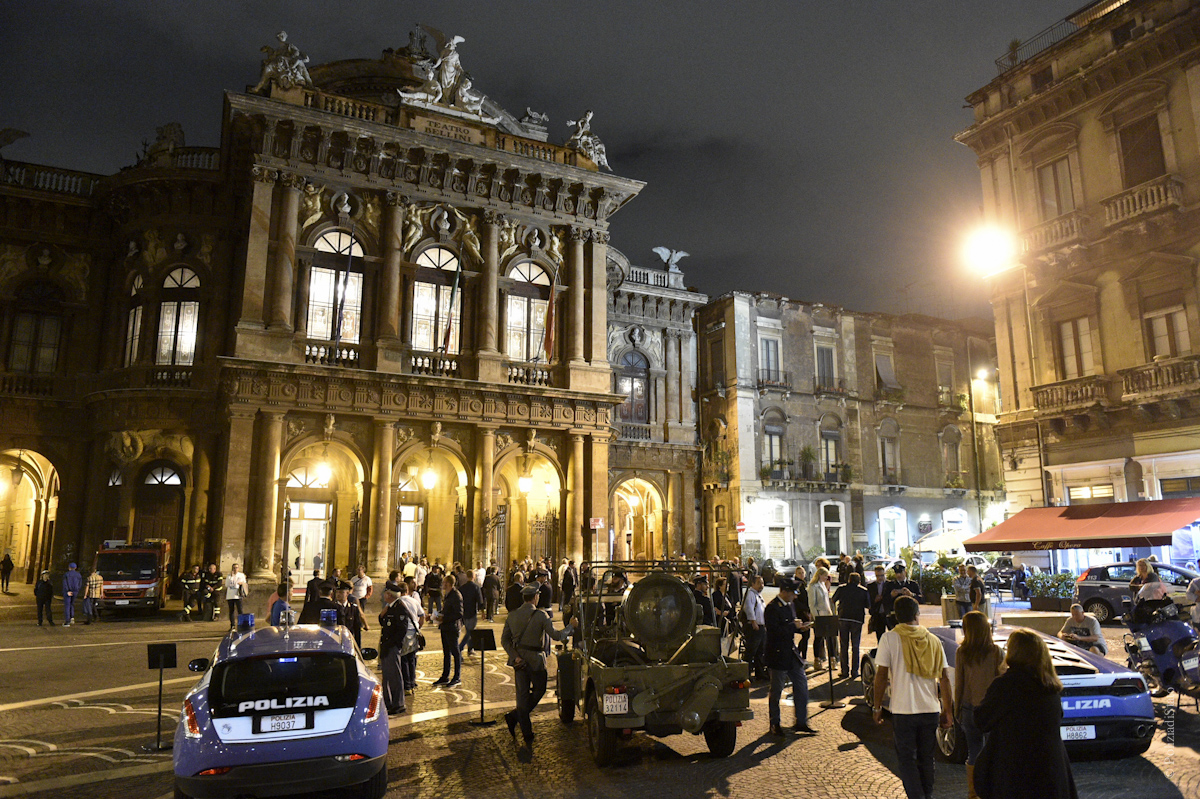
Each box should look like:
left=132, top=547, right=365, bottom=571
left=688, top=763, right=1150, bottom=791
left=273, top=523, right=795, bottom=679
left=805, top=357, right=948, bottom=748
left=735, top=521, right=746, bottom=534
left=589, top=517, right=605, bottom=529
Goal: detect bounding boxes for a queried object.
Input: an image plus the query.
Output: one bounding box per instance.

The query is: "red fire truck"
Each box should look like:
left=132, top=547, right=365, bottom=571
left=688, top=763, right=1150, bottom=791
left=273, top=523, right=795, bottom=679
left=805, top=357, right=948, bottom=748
left=92, top=539, right=171, bottom=612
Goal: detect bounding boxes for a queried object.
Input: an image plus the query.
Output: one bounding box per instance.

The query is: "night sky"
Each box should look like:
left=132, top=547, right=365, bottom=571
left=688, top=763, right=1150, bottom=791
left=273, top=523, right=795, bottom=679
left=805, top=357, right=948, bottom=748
left=1, top=1, right=1083, bottom=319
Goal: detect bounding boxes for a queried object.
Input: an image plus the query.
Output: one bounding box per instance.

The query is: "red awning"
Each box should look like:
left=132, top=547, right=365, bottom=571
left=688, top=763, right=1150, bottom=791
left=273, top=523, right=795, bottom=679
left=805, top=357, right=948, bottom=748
left=963, top=498, right=1200, bottom=552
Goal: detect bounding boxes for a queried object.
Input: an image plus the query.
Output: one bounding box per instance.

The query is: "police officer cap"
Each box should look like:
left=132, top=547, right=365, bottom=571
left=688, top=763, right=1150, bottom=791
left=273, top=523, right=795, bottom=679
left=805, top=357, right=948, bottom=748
left=384, top=580, right=403, bottom=593
left=336, top=580, right=353, bottom=592
left=318, top=581, right=336, bottom=593
left=521, top=583, right=541, bottom=598
left=536, top=569, right=549, bottom=579
left=778, top=577, right=799, bottom=593
left=694, top=573, right=709, bottom=584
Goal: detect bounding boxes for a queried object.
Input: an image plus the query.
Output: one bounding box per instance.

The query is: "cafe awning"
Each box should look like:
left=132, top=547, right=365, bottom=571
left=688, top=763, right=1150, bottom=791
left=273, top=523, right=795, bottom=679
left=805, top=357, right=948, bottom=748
left=963, top=498, right=1200, bottom=552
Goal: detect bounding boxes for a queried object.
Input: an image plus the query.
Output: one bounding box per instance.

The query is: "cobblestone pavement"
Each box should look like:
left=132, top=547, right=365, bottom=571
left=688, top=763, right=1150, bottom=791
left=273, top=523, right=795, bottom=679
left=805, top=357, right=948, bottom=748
left=0, top=607, right=1196, bottom=798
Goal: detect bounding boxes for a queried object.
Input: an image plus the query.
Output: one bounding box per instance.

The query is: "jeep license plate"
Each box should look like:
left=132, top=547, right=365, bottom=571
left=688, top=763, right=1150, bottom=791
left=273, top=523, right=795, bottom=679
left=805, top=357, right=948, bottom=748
left=602, top=694, right=628, bottom=715
left=115, top=600, right=130, bottom=605
left=1060, top=725, right=1095, bottom=741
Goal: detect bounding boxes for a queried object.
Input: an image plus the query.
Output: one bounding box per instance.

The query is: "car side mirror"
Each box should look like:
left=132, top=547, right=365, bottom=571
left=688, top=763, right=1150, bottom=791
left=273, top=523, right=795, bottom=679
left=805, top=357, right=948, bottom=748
left=188, top=658, right=210, bottom=673
left=360, top=647, right=379, bottom=661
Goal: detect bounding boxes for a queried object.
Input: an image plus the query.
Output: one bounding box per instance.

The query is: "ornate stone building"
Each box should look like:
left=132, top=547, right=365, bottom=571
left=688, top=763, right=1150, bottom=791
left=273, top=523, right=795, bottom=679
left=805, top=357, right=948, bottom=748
left=956, top=0, right=1200, bottom=566
left=0, top=30, right=645, bottom=589
left=605, top=249, right=706, bottom=560
left=697, top=292, right=1003, bottom=562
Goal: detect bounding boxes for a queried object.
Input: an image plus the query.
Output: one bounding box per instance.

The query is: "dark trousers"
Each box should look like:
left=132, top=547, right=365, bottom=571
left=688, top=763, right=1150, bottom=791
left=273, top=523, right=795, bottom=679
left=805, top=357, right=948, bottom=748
left=401, top=651, right=417, bottom=690
left=768, top=663, right=809, bottom=727
left=1, top=571, right=10, bottom=592
left=744, top=625, right=766, bottom=677
left=439, top=626, right=461, bottom=681
left=797, top=626, right=811, bottom=660
left=63, top=595, right=76, bottom=624
left=380, top=646, right=405, bottom=713
left=227, top=598, right=242, bottom=627
left=892, top=712, right=939, bottom=799
left=37, top=597, right=54, bottom=625
left=459, top=615, right=478, bottom=653
left=507, top=666, right=548, bottom=740
left=838, top=619, right=863, bottom=676
left=426, top=592, right=442, bottom=615
left=485, top=595, right=498, bottom=620
left=813, top=626, right=837, bottom=662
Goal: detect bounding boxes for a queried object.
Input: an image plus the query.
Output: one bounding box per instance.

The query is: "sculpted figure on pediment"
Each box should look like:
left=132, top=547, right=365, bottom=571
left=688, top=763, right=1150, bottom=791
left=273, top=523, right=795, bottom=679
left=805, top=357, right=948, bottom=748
left=300, top=183, right=325, bottom=231
left=566, top=111, right=611, bottom=171
left=251, top=32, right=313, bottom=95
left=402, top=203, right=433, bottom=257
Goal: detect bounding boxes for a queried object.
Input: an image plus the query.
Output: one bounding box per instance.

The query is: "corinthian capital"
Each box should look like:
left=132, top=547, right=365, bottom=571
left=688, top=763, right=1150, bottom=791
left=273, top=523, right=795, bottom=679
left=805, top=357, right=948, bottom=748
left=384, top=191, right=408, bottom=207
left=251, top=165, right=279, bottom=184
left=569, top=226, right=589, bottom=243
left=278, top=171, right=306, bottom=190
left=590, top=230, right=610, bottom=244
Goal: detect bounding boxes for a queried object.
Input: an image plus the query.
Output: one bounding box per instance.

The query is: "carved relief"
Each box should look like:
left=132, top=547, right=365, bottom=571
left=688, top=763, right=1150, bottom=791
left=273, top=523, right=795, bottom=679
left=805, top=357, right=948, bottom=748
left=286, top=418, right=310, bottom=442
left=141, top=230, right=168, bottom=267
left=105, top=429, right=194, bottom=466
left=299, top=183, right=326, bottom=231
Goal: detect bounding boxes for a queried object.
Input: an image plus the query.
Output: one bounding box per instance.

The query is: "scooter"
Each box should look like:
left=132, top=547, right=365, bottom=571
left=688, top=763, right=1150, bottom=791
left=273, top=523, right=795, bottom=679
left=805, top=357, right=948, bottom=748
left=1122, top=597, right=1200, bottom=706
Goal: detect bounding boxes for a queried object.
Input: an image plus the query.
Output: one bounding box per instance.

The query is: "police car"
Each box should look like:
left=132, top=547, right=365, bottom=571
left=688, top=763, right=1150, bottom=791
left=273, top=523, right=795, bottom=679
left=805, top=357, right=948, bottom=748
left=173, top=614, right=388, bottom=799
left=861, top=624, right=1156, bottom=760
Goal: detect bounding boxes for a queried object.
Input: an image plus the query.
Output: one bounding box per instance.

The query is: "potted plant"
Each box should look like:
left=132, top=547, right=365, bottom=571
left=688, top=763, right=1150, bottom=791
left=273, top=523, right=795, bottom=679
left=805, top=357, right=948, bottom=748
left=1027, top=572, right=1076, bottom=611
left=759, top=463, right=773, bottom=481
left=839, top=462, right=852, bottom=484
left=798, top=445, right=817, bottom=480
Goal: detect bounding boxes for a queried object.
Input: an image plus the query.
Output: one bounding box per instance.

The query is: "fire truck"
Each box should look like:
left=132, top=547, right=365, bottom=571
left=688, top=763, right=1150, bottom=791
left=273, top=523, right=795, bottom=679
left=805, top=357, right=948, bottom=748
left=92, top=539, right=170, bottom=612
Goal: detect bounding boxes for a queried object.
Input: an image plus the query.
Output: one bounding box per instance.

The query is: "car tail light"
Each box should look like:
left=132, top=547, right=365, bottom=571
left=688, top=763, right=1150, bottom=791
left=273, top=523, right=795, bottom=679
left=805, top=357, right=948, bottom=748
left=335, top=754, right=369, bottom=762
left=605, top=685, right=626, bottom=694
left=1076, top=572, right=1088, bottom=583
left=197, top=767, right=232, bottom=776
left=728, top=679, right=751, bottom=689
left=363, top=683, right=383, bottom=722
left=183, top=698, right=203, bottom=738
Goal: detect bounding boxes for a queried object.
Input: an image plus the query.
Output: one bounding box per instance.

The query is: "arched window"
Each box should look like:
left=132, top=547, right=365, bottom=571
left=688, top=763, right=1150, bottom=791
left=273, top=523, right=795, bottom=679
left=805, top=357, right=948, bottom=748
left=144, top=465, right=183, bottom=485
left=616, top=350, right=649, bottom=425
left=124, top=275, right=144, bottom=367
left=411, top=246, right=462, bottom=354
left=8, top=281, right=64, bottom=374
left=156, top=267, right=200, bottom=365
left=879, top=417, right=900, bottom=483
left=287, top=464, right=330, bottom=489
left=307, top=230, right=364, bottom=344
left=941, top=425, right=963, bottom=477
left=505, top=261, right=552, bottom=362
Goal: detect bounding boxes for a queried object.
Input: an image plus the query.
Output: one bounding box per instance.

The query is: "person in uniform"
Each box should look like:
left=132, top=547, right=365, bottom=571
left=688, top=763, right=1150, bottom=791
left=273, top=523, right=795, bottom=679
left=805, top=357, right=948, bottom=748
left=535, top=569, right=554, bottom=617
left=297, top=582, right=343, bottom=625
left=336, top=582, right=368, bottom=648
left=377, top=585, right=408, bottom=715
left=501, top=583, right=573, bottom=744
left=62, top=562, right=83, bottom=626
left=692, top=574, right=715, bottom=626
left=764, top=578, right=817, bottom=737
left=179, top=566, right=203, bottom=622
left=201, top=564, right=223, bottom=621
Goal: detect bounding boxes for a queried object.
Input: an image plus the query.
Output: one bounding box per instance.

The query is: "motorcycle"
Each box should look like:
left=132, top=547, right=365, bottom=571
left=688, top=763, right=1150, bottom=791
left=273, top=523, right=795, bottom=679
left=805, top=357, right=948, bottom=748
left=1122, top=597, right=1200, bottom=704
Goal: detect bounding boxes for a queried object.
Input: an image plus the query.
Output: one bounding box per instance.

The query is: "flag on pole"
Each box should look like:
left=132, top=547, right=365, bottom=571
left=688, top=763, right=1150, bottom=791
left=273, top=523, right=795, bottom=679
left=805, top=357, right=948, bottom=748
left=440, top=255, right=462, bottom=354
left=541, top=267, right=558, bottom=362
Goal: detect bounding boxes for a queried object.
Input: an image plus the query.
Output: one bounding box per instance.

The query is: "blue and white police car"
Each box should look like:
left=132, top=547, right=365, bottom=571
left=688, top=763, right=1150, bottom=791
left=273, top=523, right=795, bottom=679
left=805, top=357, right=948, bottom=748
left=862, top=624, right=1156, bottom=761
left=173, top=614, right=389, bottom=799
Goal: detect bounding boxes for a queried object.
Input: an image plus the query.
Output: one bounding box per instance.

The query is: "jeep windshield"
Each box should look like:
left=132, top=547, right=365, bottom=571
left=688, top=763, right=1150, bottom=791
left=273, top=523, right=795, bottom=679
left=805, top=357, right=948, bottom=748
left=95, top=552, right=159, bottom=579
left=207, top=653, right=358, bottom=716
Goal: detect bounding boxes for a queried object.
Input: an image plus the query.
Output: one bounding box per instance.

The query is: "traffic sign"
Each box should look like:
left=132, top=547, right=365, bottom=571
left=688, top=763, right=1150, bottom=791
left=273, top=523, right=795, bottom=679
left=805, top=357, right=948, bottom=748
left=735, top=521, right=746, bottom=534
left=589, top=517, right=605, bottom=529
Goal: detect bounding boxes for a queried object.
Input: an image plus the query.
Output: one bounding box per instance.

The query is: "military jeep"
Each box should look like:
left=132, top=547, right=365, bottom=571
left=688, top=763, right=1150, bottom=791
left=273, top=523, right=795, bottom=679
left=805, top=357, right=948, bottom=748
left=555, top=561, right=753, bottom=765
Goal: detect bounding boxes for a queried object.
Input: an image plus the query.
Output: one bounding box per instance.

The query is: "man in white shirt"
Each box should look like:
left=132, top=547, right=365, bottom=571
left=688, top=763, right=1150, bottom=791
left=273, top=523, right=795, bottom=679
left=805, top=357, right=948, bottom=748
left=413, top=559, right=428, bottom=599
left=872, top=596, right=953, bottom=799
left=351, top=566, right=373, bottom=609
left=395, top=581, right=425, bottom=696
left=742, top=575, right=767, bottom=680
left=402, top=559, right=419, bottom=580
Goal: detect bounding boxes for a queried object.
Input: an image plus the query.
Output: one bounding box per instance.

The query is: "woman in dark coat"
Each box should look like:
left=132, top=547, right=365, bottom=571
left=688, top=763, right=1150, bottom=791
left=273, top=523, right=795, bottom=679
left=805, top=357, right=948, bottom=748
left=974, top=629, right=1078, bottom=799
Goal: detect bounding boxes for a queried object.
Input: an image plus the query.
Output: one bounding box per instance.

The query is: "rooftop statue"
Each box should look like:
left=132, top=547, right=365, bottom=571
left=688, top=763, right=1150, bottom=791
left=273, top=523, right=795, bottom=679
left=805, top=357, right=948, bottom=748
left=521, top=108, right=549, bottom=125
left=566, top=110, right=611, bottom=171
left=651, top=247, right=689, bottom=273
left=138, top=123, right=184, bottom=167
left=398, top=29, right=499, bottom=122
left=251, top=31, right=313, bottom=95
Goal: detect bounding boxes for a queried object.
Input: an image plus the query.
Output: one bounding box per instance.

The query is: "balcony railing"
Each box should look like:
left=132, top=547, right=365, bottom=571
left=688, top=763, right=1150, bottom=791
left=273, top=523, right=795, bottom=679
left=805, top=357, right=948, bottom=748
left=302, top=90, right=395, bottom=124
left=993, top=0, right=1123, bottom=74
left=1119, top=355, right=1200, bottom=399
left=169, top=147, right=220, bottom=171
left=619, top=423, right=652, bottom=441
left=149, top=367, right=193, bottom=388
left=626, top=267, right=669, bottom=287
left=0, top=373, right=55, bottom=397
left=1032, top=374, right=1114, bottom=413
left=1022, top=210, right=1086, bottom=253
left=757, top=368, right=792, bottom=390
left=409, top=353, right=460, bottom=378
left=305, top=342, right=360, bottom=368
left=2, top=160, right=100, bottom=198
left=814, top=376, right=848, bottom=395
left=506, top=362, right=552, bottom=386
left=1102, top=174, right=1184, bottom=227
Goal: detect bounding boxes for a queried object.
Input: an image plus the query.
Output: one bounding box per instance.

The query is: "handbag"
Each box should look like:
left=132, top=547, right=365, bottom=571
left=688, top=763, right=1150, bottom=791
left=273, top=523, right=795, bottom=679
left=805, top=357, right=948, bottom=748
left=399, top=601, right=425, bottom=654
left=238, top=581, right=248, bottom=599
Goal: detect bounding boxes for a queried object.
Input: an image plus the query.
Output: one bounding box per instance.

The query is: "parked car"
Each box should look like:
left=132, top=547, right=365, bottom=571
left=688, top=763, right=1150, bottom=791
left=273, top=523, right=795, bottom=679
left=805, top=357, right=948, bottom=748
left=173, top=619, right=388, bottom=799
left=985, top=556, right=1017, bottom=589
left=863, top=559, right=905, bottom=582
left=962, top=554, right=992, bottom=572
left=861, top=624, right=1156, bottom=761
left=767, top=559, right=801, bottom=587
left=1076, top=562, right=1200, bottom=624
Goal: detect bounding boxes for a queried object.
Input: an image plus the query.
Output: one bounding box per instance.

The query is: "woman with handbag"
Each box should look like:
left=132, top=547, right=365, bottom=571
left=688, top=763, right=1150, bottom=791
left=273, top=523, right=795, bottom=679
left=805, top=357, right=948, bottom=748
left=954, top=611, right=1004, bottom=799
left=224, top=563, right=248, bottom=629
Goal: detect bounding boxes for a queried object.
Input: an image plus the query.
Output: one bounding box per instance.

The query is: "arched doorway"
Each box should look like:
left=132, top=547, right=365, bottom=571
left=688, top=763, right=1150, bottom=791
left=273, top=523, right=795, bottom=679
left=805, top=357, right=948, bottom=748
left=395, top=447, right=469, bottom=568
left=0, top=450, right=57, bottom=584
left=133, top=462, right=186, bottom=550
left=283, top=441, right=365, bottom=579
left=495, top=450, right=562, bottom=567
left=611, top=477, right=664, bottom=560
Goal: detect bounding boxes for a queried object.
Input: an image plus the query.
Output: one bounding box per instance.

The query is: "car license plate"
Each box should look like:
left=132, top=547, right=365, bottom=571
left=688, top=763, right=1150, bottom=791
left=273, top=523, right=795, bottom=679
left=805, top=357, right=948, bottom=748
left=262, top=713, right=300, bottom=732
left=1060, top=725, right=1095, bottom=741
left=115, top=600, right=130, bottom=606
left=602, top=694, right=629, bottom=715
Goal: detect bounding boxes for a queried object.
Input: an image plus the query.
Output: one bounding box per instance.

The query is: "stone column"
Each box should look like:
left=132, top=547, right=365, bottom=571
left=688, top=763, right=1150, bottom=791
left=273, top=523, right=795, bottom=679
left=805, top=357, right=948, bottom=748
left=569, top=433, right=586, bottom=562
left=681, top=331, right=696, bottom=426
left=268, top=172, right=303, bottom=331
left=568, top=227, right=587, bottom=363
left=477, top=428, right=496, bottom=561
left=294, top=259, right=311, bottom=338
left=187, top=443, right=210, bottom=567
left=379, top=193, right=406, bottom=341
left=681, top=463, right=698, bottom=558
left=218, top=410, right=256, bottom=571
left=370, top=421, right=394, bottom=578
left=587, top=432, right=610, bottom=562
left=252, top=411, right=284, bottom=580
left=665, top=329, right=681, bottom=423
left=481, top=212, right=501, bottom=353
left=587, top=231, right=609, bottom=364
left=236, top=166, right=277, bottom=333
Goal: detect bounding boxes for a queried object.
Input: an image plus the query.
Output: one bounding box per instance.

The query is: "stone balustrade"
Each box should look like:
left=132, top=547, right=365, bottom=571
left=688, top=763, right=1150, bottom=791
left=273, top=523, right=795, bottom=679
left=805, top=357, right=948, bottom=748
left=410, top=353, right=460, bottom=378
left=620, top=423, right=652, bottom=441
left=506, top=362, right=552, bottom=386
left=1102, top=174, right=1184, bottom=226
left=170, top=148, right=220, bottom=171
left=302, top=90, right=395, bottom=124
left=1032, top=374, right=1114, bottom=413
left=1119, top=355, right=1200, bottom=398
left=1, top=161, right=99, bottom=198
left=305, top=342, right=360, bottom=368
left=1021, top=210, right=1085, bottom=253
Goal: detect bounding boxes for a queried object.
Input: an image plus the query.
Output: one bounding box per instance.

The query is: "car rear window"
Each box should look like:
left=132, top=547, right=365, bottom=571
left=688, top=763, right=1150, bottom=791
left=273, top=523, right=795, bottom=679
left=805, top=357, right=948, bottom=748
left=207, top=653, right=358, bottom=716
left=95, top=552, right=158, bottom=579
left=1083, top=568, right=1108, bottom=581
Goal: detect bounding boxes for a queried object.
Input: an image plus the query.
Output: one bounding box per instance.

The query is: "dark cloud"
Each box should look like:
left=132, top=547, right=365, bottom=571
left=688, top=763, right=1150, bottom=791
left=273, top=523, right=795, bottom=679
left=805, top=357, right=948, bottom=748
left=0, top=1, right=1083, bottom=317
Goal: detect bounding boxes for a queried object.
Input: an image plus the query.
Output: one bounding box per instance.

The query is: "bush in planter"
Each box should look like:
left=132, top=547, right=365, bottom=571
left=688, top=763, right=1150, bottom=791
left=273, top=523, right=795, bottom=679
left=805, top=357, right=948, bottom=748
left=919, top=567, right=954, bottom=604
left=1026, top=572, right=1077, bottom=610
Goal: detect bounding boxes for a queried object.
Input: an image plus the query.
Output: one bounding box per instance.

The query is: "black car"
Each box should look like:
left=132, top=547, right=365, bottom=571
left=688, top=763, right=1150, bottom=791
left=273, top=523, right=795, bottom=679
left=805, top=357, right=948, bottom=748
left=985, top=556, right=1017, bottom=589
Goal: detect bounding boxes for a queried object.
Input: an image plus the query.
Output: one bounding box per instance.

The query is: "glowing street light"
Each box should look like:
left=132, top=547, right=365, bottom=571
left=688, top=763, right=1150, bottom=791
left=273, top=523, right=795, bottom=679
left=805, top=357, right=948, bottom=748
left=517, top=473, right=533, bottom=495
left=315, top=443, right=333, bottom=487
left=962, top=226, right=1018, bottom=276
left=421, top=464, right=438, bottom=491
